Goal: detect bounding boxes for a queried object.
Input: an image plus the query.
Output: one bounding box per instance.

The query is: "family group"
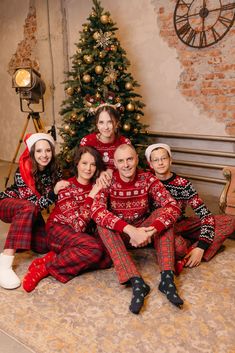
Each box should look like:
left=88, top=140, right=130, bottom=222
left=0, top=104, right=234, bottom=315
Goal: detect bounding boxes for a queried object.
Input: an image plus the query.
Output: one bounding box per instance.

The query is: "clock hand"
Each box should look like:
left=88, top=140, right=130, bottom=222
left=202, top=15, right=205, bottom=32
left=205, top=3, right=235, bottom=14
left=181, top=2, right=235, bottom=20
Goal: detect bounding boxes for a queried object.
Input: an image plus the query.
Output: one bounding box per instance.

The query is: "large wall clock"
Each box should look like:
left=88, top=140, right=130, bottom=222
left=174, top=0, right=235, bottom=48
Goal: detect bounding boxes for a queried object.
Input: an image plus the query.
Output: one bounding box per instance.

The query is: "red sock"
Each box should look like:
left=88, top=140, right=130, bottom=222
left=23, top=263, right=49, bottom=292
left=175, top=258, right=187, bottom=276
left=28, top=251, right=56, bottom=271
left=175, top=245, right=194, bottom=276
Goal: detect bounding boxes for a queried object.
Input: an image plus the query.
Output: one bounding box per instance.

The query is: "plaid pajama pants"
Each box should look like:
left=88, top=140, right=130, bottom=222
left=45, top=221, right=112, bottom=283
left=97, top=208, right=175, bottom=284
left=174, top=214, right=235, bottom=261
left=0, top=198, right=48, bottom=253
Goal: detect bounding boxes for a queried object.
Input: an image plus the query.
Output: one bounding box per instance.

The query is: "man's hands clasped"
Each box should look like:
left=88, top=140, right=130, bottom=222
left=124, top=224, right=157, bottom=247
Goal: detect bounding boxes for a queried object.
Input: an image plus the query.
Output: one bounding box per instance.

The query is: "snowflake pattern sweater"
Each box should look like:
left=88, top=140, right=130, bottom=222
left=47, top=176, right=95, bottom=233
left=0, top=168, right=61, bottom=210
left=80, top=133, right=131, bottom=170
left=91, top=170, right=181, bottom=233
left=161, top=173, right=215, bottom=250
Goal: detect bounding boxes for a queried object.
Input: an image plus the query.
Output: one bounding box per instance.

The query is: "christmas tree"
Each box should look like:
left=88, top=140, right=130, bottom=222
left=59, top=0, right=148, bottom=170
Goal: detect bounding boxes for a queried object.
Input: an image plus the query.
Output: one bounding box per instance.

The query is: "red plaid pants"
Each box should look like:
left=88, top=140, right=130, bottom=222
left=45, top=221, right=112, bottom=283
left=97, top=209, right=175, bottom=284
left=174, top=214, right=235, bottom=261
left=0, top=198, right=48, bottom=253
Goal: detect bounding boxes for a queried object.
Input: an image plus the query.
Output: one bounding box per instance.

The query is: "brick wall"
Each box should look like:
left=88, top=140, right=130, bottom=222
left=156, top=0, right=235, bottom=135
left=8, top=5, right=39, bottom=76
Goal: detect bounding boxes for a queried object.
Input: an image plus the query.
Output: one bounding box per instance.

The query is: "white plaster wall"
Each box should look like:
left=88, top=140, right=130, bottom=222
left=0, top=0, right=229, bottom=162
left=0, top=0, right=32, bottom=162
left=36, top=0, right=68, bottom=146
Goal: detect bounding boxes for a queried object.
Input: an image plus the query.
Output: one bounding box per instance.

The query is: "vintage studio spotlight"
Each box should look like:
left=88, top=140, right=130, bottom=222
left=12, top=67, right=46, bottom=112
left=5, top=68, right=47, bottom=187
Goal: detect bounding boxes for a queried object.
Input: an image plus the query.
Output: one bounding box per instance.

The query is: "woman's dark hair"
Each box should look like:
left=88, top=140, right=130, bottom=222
left=73, top=146, right=105, bottom=182
left=95, top=105, right=120, bottom=136
left=30, top=140, right=60, bottom=194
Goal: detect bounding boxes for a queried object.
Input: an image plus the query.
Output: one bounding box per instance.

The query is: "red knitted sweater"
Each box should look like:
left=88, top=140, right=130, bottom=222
left=47, top=176, right=94, bottom=233
left=91, top=170, right=181, bottom=233
left=80, top=133, right=131, bottom=170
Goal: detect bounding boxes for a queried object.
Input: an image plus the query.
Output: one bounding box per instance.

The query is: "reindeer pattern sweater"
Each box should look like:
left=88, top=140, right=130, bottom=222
left=91, top=170, right=181, bottom=233
left=161, top=173, right=215, bottom=249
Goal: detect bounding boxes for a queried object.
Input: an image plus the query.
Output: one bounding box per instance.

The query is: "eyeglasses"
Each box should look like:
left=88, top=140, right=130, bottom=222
left=151, top=156, right=169, bottom=163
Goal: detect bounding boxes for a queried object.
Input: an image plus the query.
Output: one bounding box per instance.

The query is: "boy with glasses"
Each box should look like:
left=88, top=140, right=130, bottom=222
left=145, top=143, right=235, bottom=273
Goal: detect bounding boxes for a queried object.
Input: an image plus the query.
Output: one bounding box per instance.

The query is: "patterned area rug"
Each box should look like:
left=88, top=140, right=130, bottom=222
left=0, top=233, right=234, bottom=353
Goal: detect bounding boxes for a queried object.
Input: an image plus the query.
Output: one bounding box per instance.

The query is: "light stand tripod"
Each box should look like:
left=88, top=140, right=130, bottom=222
left=5, top=105, right=45, bottom=188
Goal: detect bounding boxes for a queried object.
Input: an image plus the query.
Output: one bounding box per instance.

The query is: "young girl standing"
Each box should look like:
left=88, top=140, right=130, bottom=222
left=80, top=105, right=131, bottom=186
left=23, top=146, right=111, bottom=292
left=0, top=133, right=68, bottom=289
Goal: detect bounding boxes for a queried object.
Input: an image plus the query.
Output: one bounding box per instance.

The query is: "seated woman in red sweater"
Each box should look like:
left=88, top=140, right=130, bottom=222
left=80, top=104, right=131, bottom=186
left=23, top=146, right=111, bottom=292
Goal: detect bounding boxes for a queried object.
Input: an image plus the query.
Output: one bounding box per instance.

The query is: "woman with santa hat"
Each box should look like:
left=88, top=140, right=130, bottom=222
left=0, top=133, right=69, bottom=289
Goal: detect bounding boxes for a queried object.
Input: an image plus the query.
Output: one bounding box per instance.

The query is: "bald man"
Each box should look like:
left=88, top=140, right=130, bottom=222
left=91, top=144, right=183, bottom=314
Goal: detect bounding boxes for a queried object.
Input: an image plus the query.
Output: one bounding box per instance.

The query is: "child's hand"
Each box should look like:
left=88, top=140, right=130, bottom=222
left=185, top=247, right=204, bottom=267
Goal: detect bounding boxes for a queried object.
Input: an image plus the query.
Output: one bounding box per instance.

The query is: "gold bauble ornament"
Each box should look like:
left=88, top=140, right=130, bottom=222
left=136, top=114, right=141, bottom=121
left=84, top=55, right=93, bottom=64
left=76, top=86, right=81, bottom=93
left=126, top=103, right=135, bottom=111
left=125, top=82, right=133, bottom=90
left=93, top=31, right=100, bottom=40
left=64, top=146, right=69, bottom=152
left=103, top=76, right=111, bottom=85
left=100, top=14, right=109, bottom=24
left=110, top=44, right=117, bottom=52
left=66, top=87, right=74, bottom=96
left=80, top=116, right=85, bottom=123
left=133, top=128, right=138, bottom=134
left=70, top=129, right=76, bottom=136
left=115, top=97, right=121, bottom=103
left=64, top=124, right=70, bottom=132
left=91, top=11, right=96, bottom=18
left=99, top=51, right=106, bottom=59
left=82, top=74, right=91, bottom=83
left=95, top=65, right=103, bottom=74
left=123, top=123, right=131, bottom=132
left=83, top=25, right=89, bottom=32
left=70, top=112, right=78, bottom=122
